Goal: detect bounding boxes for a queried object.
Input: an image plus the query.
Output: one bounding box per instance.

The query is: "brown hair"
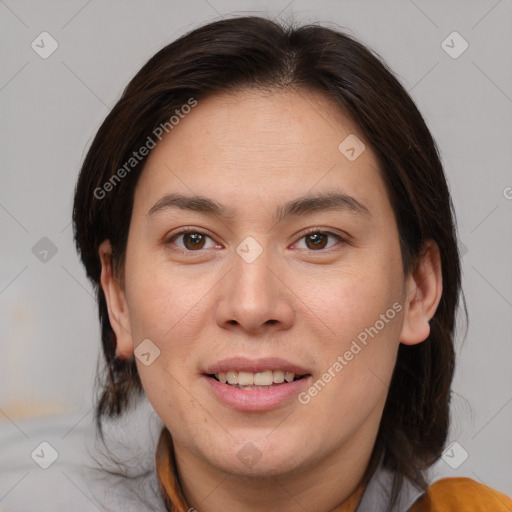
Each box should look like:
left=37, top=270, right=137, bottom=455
left=72, top=15, right=465, bottom=510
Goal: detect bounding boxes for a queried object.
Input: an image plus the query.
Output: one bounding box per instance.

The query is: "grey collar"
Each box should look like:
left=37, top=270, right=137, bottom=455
left=355, top=459, right=426, bottom=512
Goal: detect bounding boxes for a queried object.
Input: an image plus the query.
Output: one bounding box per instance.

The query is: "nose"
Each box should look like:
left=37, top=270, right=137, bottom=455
left=215, top=243, right=294, bottom=336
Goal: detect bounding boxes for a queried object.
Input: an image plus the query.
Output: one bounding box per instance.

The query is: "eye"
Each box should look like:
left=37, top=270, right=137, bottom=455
left=165, top=228, right=346, bottom=253
left=293, top=230, right=345, bottom=251
left=166, top=229, right=218, bottom=251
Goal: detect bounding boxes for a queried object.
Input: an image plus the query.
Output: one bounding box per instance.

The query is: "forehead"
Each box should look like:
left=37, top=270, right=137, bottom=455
left=134, top=88, right=390, bottom=221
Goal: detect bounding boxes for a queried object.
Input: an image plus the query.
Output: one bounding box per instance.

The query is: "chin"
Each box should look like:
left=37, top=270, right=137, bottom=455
left=203, top=434, right=310, bottom=477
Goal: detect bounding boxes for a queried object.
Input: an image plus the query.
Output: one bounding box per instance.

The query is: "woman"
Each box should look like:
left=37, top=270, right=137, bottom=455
left=72, top=16, right=512, bottom=512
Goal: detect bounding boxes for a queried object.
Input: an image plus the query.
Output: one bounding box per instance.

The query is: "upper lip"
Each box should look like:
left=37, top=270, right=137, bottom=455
left=204, top=357, right=311, bottom=376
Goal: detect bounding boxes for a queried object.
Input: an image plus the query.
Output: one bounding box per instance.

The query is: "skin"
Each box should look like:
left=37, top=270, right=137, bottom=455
left=99, top=88, right=442, bottom=512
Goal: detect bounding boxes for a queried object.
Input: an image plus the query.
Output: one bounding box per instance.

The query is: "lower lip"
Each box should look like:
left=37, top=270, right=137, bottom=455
left=203, top=375, right=311, bottom=412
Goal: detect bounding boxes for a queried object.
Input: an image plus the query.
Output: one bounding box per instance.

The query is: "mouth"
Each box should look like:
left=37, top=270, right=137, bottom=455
left=202, top=357, right=312, bottom=411
left=207, top=370, right=308, bottom=390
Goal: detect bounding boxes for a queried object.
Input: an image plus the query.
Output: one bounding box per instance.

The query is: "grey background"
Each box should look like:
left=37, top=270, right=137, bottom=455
left=1, top=0, right=511, bottom=508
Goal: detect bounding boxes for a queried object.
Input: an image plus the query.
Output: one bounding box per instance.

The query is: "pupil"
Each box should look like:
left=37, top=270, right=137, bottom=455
left=307, top=233, right=327, bottom=249
left=185, top=233, right=204, bottom=249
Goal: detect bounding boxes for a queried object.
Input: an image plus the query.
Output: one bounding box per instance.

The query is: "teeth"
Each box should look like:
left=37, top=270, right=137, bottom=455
left=214, top=370, right=300, bottom=386
left=254, top=371, right=273, bottom=386
left=238, top=371, right=254, bottom=386
left=226, top=371, right=238, bottom=385
left=273, top=370, right=285, bottom=383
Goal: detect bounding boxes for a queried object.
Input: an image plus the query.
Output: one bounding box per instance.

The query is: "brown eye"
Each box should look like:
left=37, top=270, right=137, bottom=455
left=167, top=230, right=216, bottom=251
left=305, top=232, right=328, bottom=250
left=295, top=230, right=344, bottom=251
left=182, top=232, right=206, bottom=250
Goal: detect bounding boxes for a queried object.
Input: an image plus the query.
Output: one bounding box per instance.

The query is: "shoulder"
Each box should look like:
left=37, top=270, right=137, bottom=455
left=410, top=477, right=512, bottom=512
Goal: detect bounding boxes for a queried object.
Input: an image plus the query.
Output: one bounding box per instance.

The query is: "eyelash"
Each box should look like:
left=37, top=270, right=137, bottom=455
left=165, top=228, right=346, bottom=253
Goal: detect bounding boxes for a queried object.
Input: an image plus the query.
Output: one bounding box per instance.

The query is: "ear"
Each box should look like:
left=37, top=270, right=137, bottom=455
left=399, top=239, right=443, bottom=345
left=98, top=240, right=135, bottom=360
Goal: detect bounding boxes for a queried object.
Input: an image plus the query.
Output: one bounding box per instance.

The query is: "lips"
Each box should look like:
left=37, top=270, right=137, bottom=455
left=202, top=357, right=311, bottom=410
left=204, top=357, right=310, bottom=377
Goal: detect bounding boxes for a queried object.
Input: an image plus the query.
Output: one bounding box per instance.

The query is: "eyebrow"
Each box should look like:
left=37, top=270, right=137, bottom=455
left=147, top=191, right=371, bottom=223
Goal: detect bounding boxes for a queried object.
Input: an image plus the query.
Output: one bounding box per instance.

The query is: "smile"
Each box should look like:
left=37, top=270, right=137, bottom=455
left=202, top=358, right=312, bottom=411
left=211, top=370, right=305, bottom=389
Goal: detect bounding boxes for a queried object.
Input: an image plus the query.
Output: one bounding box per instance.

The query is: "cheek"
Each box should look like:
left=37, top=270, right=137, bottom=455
left=125, top=265, right=208, bottom=422
left=301, top=257, right=402, bottom=348
left=298, top=254, right=403, bottom=403
left=124, top=248, right=205, bottom=342
left=298, top=271, right=402, bottom=437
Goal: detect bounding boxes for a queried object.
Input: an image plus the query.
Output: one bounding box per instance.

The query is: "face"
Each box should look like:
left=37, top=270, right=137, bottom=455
left=100, top=88, right=438, bottom=479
